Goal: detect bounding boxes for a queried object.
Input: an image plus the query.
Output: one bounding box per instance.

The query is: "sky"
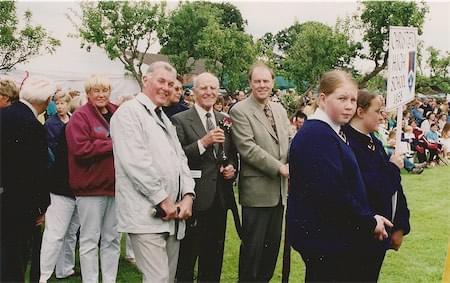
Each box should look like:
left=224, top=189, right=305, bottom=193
left=11, top=1, right=450, bottom=76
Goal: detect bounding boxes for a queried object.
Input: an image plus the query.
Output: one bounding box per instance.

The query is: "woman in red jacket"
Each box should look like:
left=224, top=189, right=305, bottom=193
left=65, top=75, right=120, bottom=283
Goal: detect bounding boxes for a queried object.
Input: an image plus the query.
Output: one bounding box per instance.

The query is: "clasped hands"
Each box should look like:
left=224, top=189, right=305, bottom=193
left=158, top=195, right=194, bottom=221
left=373, top=214, right=393, bottom=241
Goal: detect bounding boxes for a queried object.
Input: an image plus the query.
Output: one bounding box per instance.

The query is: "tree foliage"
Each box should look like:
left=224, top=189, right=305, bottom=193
left=159, top=1, right=246, bottom=76
left=0, top=1, right=60, bottom=71
left=355, top=1, right=429, bottom=87
left=196, top=21, right=255, bottom=93
left=416, top=47, right=450, bottom=94
left=254, top=32, right=281, bottom=72
left=281, top=21, right=360, bottom=94
left=69, top=1, right=166, bottom=89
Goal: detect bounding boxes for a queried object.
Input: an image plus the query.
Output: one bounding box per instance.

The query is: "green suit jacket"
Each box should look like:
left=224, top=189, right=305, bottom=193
left=229, top=95, right=290, bottom=207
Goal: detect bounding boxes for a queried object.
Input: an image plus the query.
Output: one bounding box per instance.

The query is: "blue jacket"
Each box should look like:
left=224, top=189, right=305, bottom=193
left=287, top=120, right=376, bottom=256
left=344, top=125, right=410, bottom=250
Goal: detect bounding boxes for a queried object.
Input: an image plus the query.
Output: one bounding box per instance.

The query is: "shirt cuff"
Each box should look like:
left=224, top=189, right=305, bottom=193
left=197, top=140, right=206, bottom=155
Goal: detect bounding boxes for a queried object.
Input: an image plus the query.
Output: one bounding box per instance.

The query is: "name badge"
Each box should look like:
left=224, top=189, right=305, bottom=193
left=190, top=170, right=202, bottom=179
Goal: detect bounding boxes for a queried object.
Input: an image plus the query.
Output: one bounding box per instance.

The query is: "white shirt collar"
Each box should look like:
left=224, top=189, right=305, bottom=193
left=310, top=108, right=341, bottom=135
left=194, top=103, right=216, bottom=130
left=19, top=99, right=38, bottom=118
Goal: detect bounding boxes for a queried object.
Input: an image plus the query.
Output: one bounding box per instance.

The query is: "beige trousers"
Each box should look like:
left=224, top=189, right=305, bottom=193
left=129, top=233, right=180, bottom=283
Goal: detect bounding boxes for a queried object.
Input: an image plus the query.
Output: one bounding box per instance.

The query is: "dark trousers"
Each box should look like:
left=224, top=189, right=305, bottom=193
left=238, top=203, right=284, bottom=283
left=1, top=212, right=34, bottom=283
left=301, top=249, right=386, bottom=283
left=23, top=225, right=43, bottom=283
left=176, top=195, right=228, bottom=282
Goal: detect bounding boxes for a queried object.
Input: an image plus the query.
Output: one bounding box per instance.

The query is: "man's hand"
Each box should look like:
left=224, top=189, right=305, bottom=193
left=35, top=214, right=45, bottom=227
left=373, top=214, right=393, bottom=241
left=177, top=195, right=194, bottom=220
left=200, top=128, right=225, bottom=147
left=220, top=164, right=236, bottom=180
left=279, top=164, right=289, bottom=177
left=390, top=152, right=404, bottom=169
left=390, top=230, right=404, bottom=251
left=159, top=197, right=178, bottom=220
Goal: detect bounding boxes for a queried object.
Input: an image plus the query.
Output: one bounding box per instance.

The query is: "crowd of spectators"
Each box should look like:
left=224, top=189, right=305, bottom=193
left=0, top=66, right=447, bottom=282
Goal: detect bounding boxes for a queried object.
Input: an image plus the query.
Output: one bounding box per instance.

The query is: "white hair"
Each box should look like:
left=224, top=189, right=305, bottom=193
left=20, top=76, right=56, bottom=104
left=193, top=72, right=219, bottom=89
left=145, top=61, right=177, bottom=76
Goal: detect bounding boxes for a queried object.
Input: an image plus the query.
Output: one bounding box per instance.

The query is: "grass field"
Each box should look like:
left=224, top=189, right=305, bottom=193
left=46, top=165, right=450, bottom=283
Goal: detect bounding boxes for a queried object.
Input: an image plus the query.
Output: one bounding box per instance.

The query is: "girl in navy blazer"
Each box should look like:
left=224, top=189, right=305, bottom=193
left=343, top=90, right=410, bottom=281
left=287, top=70, right=393, bottom=282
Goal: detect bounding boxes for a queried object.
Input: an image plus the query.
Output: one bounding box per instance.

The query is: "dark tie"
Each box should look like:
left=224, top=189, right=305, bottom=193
left=205, top=112, right=218, bottom=156
left=155, top=107, right=163, bottom=122
left=263, top=104, right=277, bottom=135
left=339, top=128, right=348, bottom=144
left=368, top=136, right=376, bottom=151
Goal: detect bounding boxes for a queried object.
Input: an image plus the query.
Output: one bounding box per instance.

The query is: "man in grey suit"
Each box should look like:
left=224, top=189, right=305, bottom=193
left=172, top=72, right=239, bottom=282
left=229, top=62, right=290, bottom=282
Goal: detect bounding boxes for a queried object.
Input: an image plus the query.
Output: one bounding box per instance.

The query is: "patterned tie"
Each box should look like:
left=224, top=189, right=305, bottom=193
left=339, top=128, right=348, bottom=144
left=205, top=112, right=218, bottom=157
left=263, top=104, right=277, bottom=135
left=368, top=136, right=376, bottom=151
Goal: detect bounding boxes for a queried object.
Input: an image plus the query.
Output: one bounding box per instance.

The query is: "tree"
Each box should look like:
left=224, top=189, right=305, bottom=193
left=281, top=21, right=360, bottom=94
left=416, top=47, right=450, bottom=94
left=0, top=1, right=60, bottom=71
left=159, top=1, right=246, bottom=76
left=196, top=21, right=255, bottom=93
left=254, top=32, right=281, bottom=72
left=354, top=1, right=429, bottom=88
left=69, top=1, right=166, bottom=89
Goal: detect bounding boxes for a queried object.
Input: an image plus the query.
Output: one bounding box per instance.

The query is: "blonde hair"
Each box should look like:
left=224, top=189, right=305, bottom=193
left=0, top=79, right=19, bottom=103
left=54, top=91, right=72, bottom=104
left=70, top=95, right=88, bottom=112
left=319, top=70, right=357, bottom=96
left=84, top=75, right=111, bottom=94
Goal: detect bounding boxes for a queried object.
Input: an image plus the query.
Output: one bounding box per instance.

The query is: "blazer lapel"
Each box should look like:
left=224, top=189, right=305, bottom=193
left=187, top=108, right=207, bottom=139
left=252, top=107, right=279, bottom=142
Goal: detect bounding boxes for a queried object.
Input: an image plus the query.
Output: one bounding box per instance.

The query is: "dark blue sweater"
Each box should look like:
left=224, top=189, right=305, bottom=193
left=344, top=125, right=410, bottom=250
left=287, top=120, right=376, bottom=256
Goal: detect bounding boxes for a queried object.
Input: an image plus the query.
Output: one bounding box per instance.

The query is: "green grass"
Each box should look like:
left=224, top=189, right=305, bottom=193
left=45, top=165, right=449, bottom=282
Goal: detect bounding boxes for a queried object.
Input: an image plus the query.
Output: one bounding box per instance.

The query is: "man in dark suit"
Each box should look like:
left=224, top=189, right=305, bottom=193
left=229, top=62, right=290, bottom=282
left=1, top=76, right=54, bottom=282
left=172, top=72, right=238, bottom=282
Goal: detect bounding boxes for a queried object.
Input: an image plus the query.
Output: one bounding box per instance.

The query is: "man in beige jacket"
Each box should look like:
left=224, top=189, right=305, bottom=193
left=230, top=62, right=290, bottom=282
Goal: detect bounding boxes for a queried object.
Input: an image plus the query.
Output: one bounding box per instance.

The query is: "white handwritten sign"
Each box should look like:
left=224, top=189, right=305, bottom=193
left=386, top=26, right=418, bottom=111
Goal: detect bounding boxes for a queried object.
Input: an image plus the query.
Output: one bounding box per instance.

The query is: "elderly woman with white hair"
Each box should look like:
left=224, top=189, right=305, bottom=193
left=0, top=76, right=55, bottom=282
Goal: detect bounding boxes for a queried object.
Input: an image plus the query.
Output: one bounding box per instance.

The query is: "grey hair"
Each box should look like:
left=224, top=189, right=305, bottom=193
left=145, top=61, right=177, bottom=76
left=193, top=72, right=219, bottom=89
left=20, top=76, right=56, bottom=104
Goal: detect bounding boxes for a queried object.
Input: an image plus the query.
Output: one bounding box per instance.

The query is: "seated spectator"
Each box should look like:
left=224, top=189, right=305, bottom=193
left=440, top=122, right=450, bottom=159
left=438, top=113, right=448, bottom=133
left=386, top=130, right=424, bottom=174
left=421, top=112, right=436, bottom=133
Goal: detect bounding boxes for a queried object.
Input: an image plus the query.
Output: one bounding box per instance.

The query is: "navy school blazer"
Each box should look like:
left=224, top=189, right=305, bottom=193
left=287, top=120, right=376, bottom=256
